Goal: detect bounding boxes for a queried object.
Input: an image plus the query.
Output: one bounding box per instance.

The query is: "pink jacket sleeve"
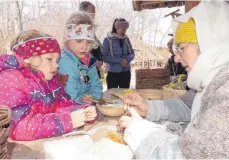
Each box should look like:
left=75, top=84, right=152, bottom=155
left=0, top=70, right=74, bottom=141
left=48, top=74, right=85, bottom=112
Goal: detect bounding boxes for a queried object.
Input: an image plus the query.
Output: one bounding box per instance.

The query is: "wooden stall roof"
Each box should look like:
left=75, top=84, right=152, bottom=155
left=132, top=1, right=185, bottom=11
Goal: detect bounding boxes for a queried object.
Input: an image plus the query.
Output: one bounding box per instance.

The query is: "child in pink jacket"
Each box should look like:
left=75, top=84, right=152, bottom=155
left=0, top=30, right=97, bottom=141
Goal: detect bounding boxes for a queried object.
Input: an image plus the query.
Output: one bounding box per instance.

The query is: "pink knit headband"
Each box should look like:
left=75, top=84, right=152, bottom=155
left=12, top=37, right=61, bottom=59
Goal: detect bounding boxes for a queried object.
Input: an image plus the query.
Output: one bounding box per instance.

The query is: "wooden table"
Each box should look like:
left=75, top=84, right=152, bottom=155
left=7, top=88, right=162, bottom=159
left=7, top=89, right=122, bottom=159
left=7, top=116, right=119, bottom=159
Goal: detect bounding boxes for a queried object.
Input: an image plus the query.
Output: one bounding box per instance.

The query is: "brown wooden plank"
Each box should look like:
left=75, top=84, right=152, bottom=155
left=133, top=0, right=185, bottom=11
left=185, top=1, right=201, bottom=13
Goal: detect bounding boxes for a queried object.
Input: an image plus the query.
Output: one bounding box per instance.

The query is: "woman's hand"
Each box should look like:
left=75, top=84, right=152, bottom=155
left=123, top=92, right=148, bottom=117
left=118, top=108, right=165, bottom=152
left=121, top=58, right=128, bottom=67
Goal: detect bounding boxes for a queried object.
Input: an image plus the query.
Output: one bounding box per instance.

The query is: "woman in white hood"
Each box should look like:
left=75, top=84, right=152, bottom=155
left=118, top=1, right=229, bottom=159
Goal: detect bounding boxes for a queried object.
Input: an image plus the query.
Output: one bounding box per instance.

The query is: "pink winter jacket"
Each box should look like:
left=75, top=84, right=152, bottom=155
left=0, top=55, right=83, bottom=141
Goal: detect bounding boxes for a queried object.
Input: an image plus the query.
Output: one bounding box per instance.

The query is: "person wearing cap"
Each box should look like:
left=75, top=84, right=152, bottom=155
left=103, top=18, right=135, bottom=89
left=118, top=1, right=229, bottom=159
left=79, top=1, right=103, bottom=79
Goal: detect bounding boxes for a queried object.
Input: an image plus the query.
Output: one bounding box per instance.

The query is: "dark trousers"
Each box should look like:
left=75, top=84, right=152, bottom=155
left=106, top=71, right=131, bottom=89
left=97, top=70, right=101, bottom=79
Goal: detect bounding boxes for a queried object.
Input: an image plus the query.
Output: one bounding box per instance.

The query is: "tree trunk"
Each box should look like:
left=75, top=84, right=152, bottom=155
left=15, top=1, right=23, bottom=31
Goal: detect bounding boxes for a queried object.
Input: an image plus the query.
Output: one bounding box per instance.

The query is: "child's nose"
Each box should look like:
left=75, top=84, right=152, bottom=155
left=82, top=40, right=91, bottom=50
left=54, top=62, right=59, bottom=69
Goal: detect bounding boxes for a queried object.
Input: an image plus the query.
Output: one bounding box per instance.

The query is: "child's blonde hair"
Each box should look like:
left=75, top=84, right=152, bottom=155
left=65, top=12, right=93, bottom=26
left=64, top=12, right=94, bottom=45
left=10, top=30, right=51, bottom=50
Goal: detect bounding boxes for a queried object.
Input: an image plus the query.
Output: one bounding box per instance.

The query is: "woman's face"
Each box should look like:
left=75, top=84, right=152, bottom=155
left=67, top=39, right=93, bottom=58
left=117, top=28, right=127, bottom=36
left=174, top=43, right=200, bottom=72
left=25, top=53, right=60, bottom=80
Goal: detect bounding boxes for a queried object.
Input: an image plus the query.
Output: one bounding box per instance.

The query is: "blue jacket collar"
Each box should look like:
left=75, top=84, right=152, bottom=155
left=61, top=47, right=97, bottom=68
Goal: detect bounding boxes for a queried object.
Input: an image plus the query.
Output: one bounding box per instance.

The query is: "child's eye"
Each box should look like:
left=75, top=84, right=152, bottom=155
left=76, top=40, right=83, bottom=43
left=47, top=58, right=52, bottom=61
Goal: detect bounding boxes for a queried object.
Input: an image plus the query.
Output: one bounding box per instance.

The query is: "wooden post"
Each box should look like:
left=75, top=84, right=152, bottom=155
left=185, top=1, right=201, bottom=13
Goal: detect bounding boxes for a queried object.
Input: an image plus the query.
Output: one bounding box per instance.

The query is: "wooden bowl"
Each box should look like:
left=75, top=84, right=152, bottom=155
left=96, top=103, right=124, bottom=117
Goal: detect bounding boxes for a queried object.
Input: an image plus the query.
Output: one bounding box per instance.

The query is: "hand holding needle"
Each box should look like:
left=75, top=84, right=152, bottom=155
left=124, top=98, right=130, bottom=115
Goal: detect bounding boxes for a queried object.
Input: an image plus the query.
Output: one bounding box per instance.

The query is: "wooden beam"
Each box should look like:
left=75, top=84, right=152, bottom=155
left=133, top=0, right=142, bottom=11
left=132, top=0, right=185, bottom=11
left=140, top=1, right=162, bottom=6
left=185, top=1, right=201, bottom=13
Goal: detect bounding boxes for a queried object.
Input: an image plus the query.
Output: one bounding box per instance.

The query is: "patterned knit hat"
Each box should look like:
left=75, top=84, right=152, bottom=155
left=12, top=37, right=61, bottom=60
left=175, top=18, right=198, bottom=44
left=115, top=20, right=129, bottom=29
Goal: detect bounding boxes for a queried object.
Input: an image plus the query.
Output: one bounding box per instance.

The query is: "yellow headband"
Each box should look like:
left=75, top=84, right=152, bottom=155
left=175, top=18, right=198, bottom=44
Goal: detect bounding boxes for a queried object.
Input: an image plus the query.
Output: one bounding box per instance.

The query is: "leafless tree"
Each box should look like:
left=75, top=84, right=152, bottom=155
left=0, top=0, right=183, bottom=69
